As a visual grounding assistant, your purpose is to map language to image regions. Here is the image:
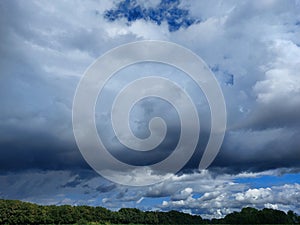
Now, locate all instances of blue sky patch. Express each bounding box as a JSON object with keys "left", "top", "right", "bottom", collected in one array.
[
  {"left": 235, "top": 173, "right": 300, "bottom": 188},
  {"left": 104, "top": 0, "right": 199, "bottom": 32}
]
